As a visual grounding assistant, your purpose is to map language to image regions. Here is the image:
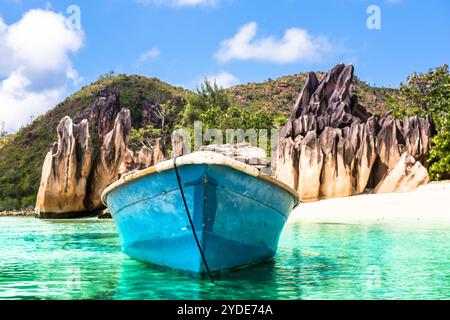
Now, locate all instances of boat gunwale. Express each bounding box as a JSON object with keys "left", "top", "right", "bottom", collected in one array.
[{"left": 101, "top": 151, "right": 299, "bottom": 205}]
